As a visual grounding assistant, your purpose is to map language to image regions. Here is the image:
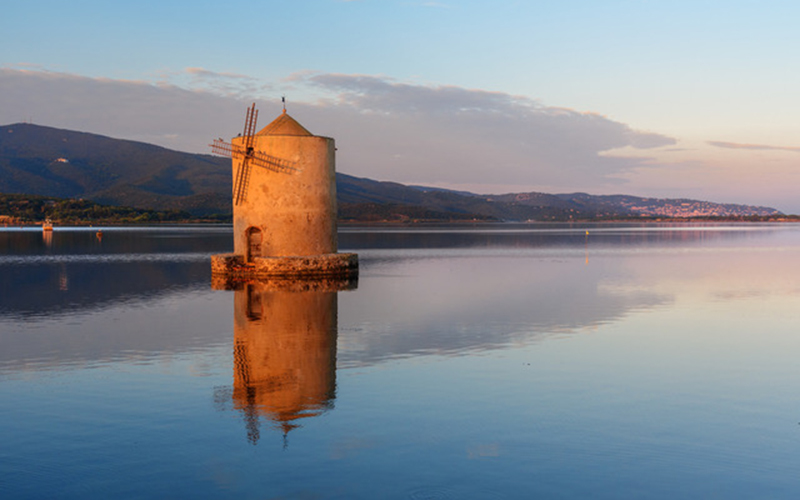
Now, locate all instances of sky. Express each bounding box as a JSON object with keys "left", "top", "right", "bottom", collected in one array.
[{"left": 2, "top": 0, "right": 799, "bottom": 212}]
